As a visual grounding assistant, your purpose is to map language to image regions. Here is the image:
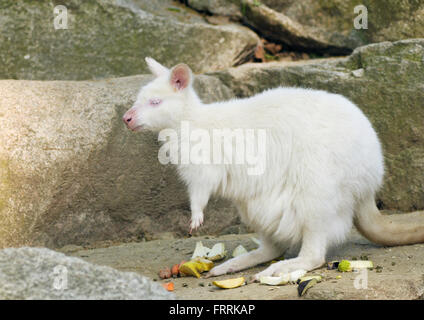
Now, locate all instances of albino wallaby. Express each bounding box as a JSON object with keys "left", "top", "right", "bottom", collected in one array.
[{"left": 123, "top": 57, "right": 424, "bottom": 280}]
